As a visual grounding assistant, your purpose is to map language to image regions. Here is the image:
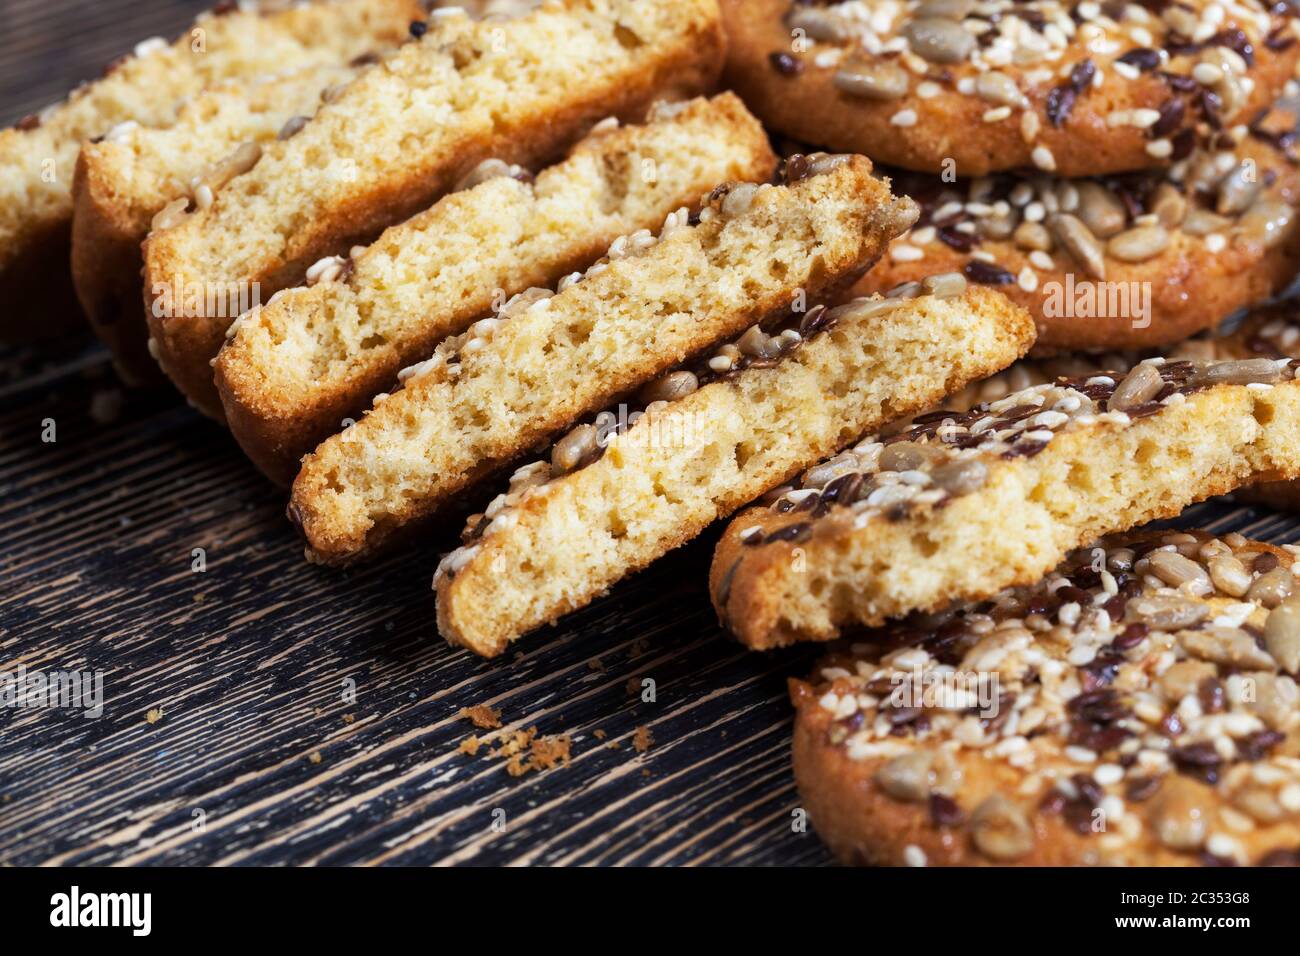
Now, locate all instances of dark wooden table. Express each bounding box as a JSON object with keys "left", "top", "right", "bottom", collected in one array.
[{"left": 3, "top": 0, "right": 1300, "bottom": 867}]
